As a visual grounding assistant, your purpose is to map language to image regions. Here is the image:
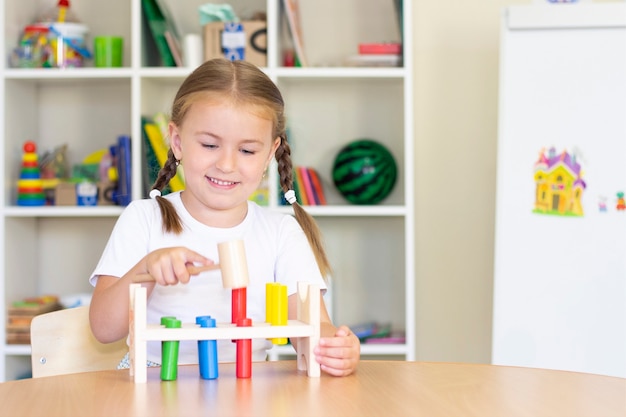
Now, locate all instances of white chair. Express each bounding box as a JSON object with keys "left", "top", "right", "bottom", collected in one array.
[{"left": 30, "top": 306, "right": 127, "bottom": 378}]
